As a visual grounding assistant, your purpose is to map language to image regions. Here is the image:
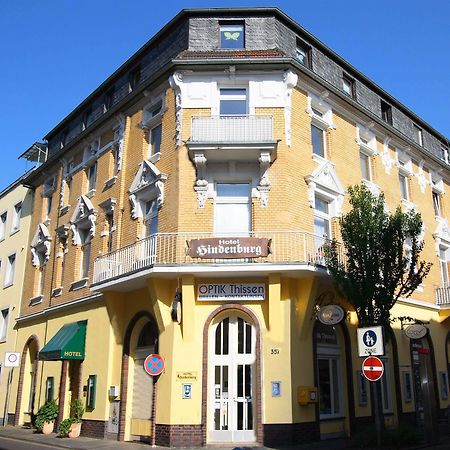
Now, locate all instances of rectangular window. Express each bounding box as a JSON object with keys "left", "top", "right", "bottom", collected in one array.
[
  {"left": 46, "top": 196, "right": 53, "bottom": 219},
  {"left": 318, "top": 357, "right": 341, "bottom": 417},
  {"left": 0, "top": 212, "right": 7, "bottom": 240},
  {"left": 103, "top": 88, "right": 114, "bottom": 112},
  {"left": 433, "top": 191, "right": 442, "bottom": 216},
  {"left": 0, "top": 308, "right": 9, "bottom": 341},
  {"left": 219, "top": 88, "right": 247, "bottom": 116},
  {"left": 402, "top": 371, "right": 412, "bottom": 403},
  {"left": 342, "top": 74, "right": 355, "bottom": 98},
  {"left": 129, "top": 66, "right": 141, "bottom": 92},
  {"left": 150, "top": 124, "right": 162, "bottom": 157},
  {"left": 87, "top": 375, "right": 97, "bottom": 409},
  {"left": 441, "top": 144, "right": 449, "bottom": 163},
  {"left": 439, "top": 246, "right": 449, "bottom": 285},
  {"left": 45, "top": 377, "right": 54, "bottom": 402},
  {"left": 11, "top": 202, "right": 22, "bottom": 233},
  {"left": 311, "top": 124, "right": 326, "bottom": 158},
  {"left": 413, "top": 124, "right": 423, "bottom": 146},
  {"left": 5, "top": 254, "right": 16, "bottom": 286},
  {"left": 296, "top": 40, "right": 311, "bottom": 68},
  {"left": 314, "top": 196, "right": 331, "bottom": 239},
  {"left": 381, "top": 100, "right": 392, "bottom": 125},
  {"left": 80, "top": 230, "right": 91, "bottom": 279},
  {"left": 360, "top": 152, "right": 371, "bottom": 181},
  {"left": 87, "top": 163, "right": 97, "bottom": 192},
  {"left": 144, "top": 201, "right": 158, "bottom": 237},
  {"left": 220, "top": 23, "right": 244, "bottom": 49},
  {"left": 398, "top": 173, "right": 409, "bottom": 200}
]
